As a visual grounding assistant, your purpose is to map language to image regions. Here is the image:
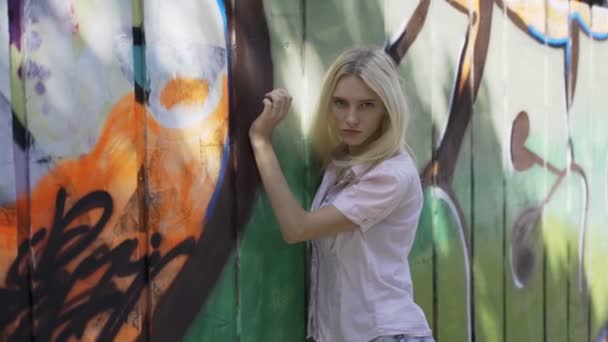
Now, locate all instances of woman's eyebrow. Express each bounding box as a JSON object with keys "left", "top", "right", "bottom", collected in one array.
[{"left": 331, "top": 96, "right": 377, "bottom": 102}]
